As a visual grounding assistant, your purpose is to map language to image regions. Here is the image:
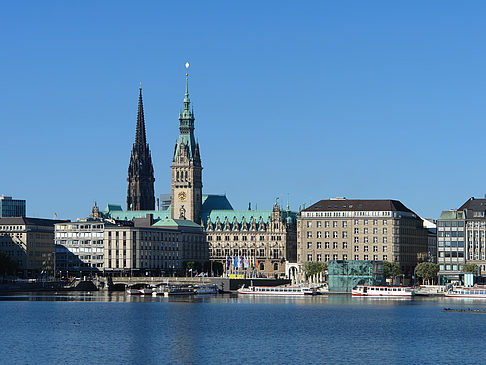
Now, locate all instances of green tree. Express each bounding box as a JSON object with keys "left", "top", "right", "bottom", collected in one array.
[
  {"left": 303, "top": 262, "right": 327, "bottom": 277},
  {"left": 461, "top": 264, "right": 478, "bottom": 275},
  {"left": 415, "top": 262, "right": 439, "bottom": 285},
  {"left": 383, "top": 262, "right": 401, "bottom": 280}
]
